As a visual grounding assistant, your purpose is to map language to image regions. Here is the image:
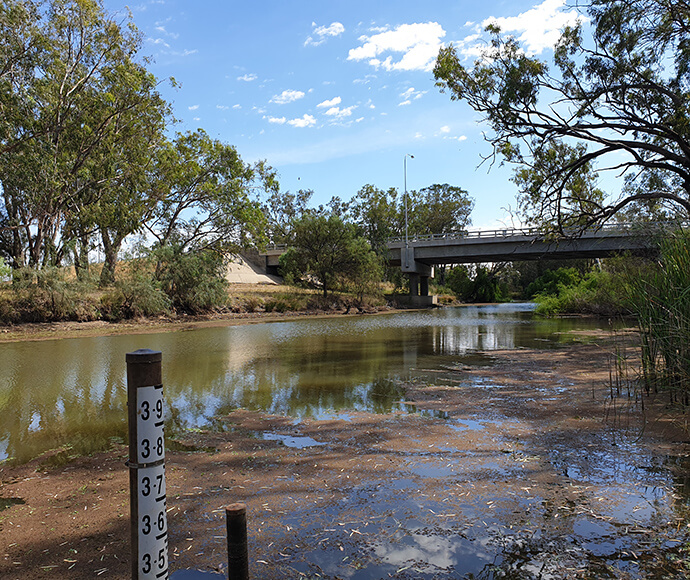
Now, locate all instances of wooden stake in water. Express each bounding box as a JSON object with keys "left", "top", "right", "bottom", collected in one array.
[{"left": 127, "top": 349, "right": 168, "bottom": 579}]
